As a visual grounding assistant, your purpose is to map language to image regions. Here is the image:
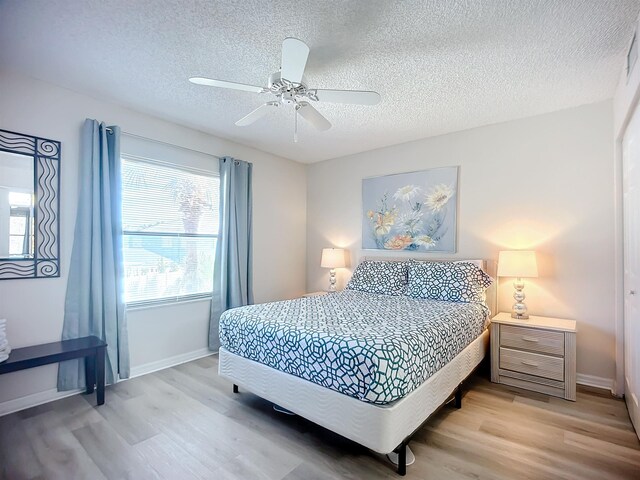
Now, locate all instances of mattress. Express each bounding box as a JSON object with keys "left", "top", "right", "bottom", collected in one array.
[
  {"left": 219, "top": 329, "right": 489, "bottom": 454},
  {"left": 219, "top": 290, "right": 488, "bottom": 404}
]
